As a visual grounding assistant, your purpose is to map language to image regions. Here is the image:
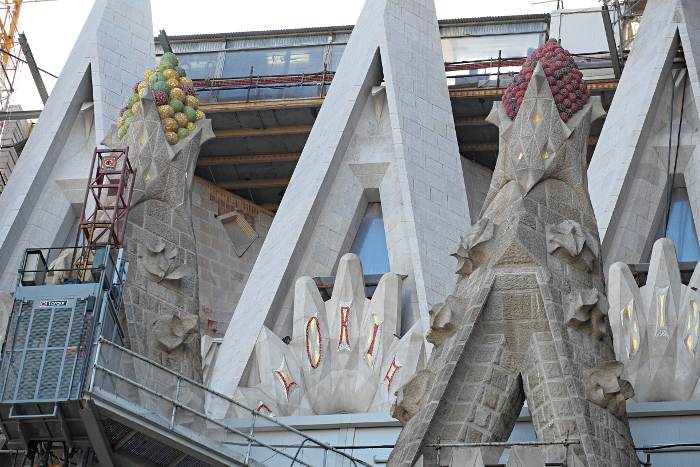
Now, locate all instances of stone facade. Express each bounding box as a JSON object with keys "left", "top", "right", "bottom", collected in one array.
[
  {"left": 461, "top": 158, "right": 492, "bottom": 225},
  {"left": 102, "top": 85, "right": 214, "bottom": 380},
  {"left": 588, "top": 0, "right": 700, "bottom": 271},
  {"left": 191, "top": 179, "right": 273, "bottom": 338},
  {"left": 387, "top": 64, "right": 638, "bottom": 467},
  {"left": 209, "top": 0, "right": 472, "bottom": 396},
  {"left": 609, "top": 238, "right": 700, "bottom": 402},
  {"left": 0, "top": 0, "right": 155, "bottom": 332}
]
